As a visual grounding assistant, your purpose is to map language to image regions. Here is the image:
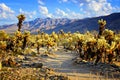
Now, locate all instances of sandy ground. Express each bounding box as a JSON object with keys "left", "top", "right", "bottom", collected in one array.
[
  {"left": 21, "top": 47, "right": 119, "bottom": 80},
  {"left": 42, "top": 49, "right": 109, "bottom": 80}
]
